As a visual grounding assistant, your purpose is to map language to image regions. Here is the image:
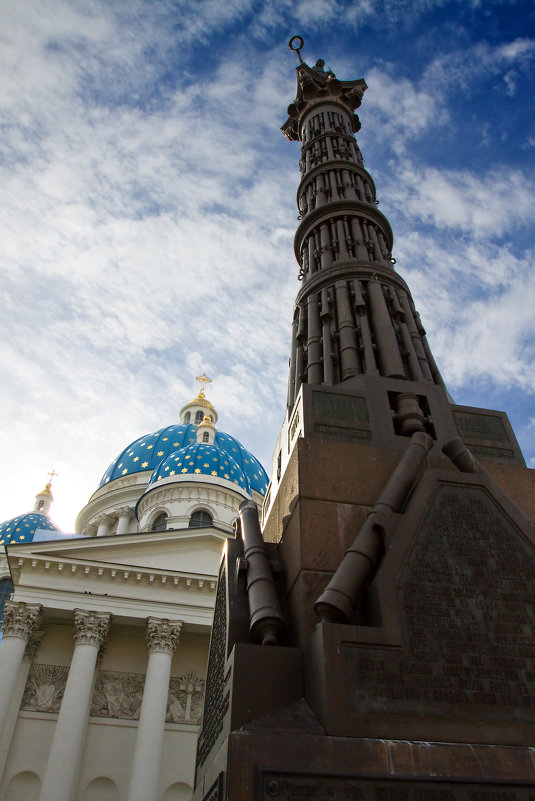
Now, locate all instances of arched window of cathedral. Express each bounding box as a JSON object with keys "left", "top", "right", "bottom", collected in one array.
[
  {"left": 0, "top": 578, "right": 14, "bottom": 629},
  {"left": 189, "top": 509, "right": 213, "bottom": 528},
  {"left": 37, "top": 500, "right": 44, "bottom": 510},
  {"left": 202, "top": 432, "right": 210, "bottom": 443},
  {"left": 195, "top": 410, "right": 204, "bottom": 424},
  {"left": 152, "top": 513, "right": 168, "bottom": 532},
  {"left": 184, "top": 412, "right": 191, "bottom": 423}
]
